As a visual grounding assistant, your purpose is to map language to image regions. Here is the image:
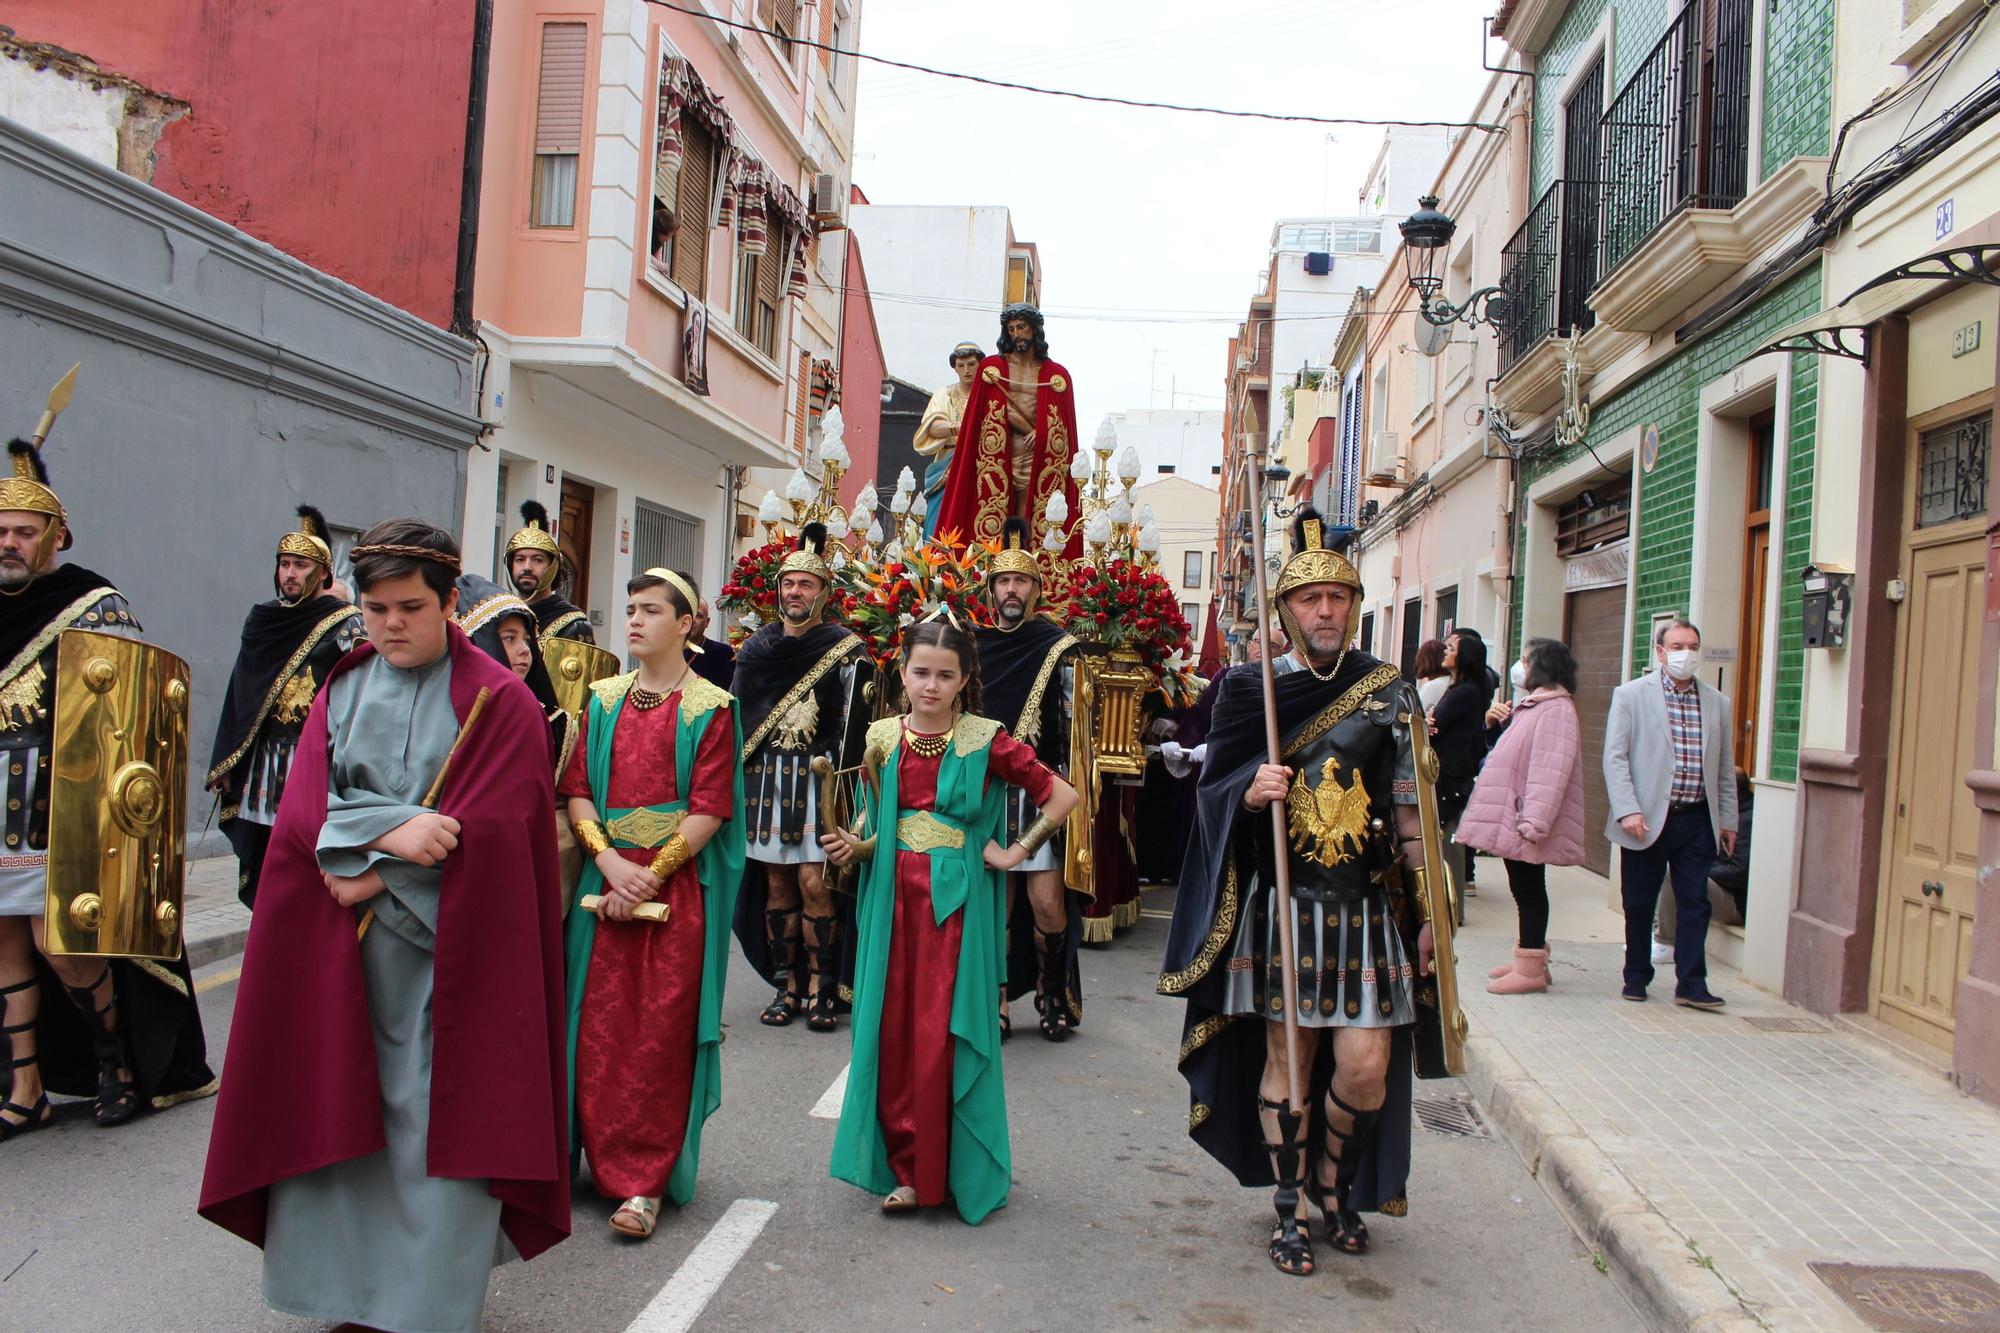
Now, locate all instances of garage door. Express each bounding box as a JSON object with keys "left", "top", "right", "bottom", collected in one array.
[{"left": 1564, "top": 585, "right": 1624, "bottom": 877}]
